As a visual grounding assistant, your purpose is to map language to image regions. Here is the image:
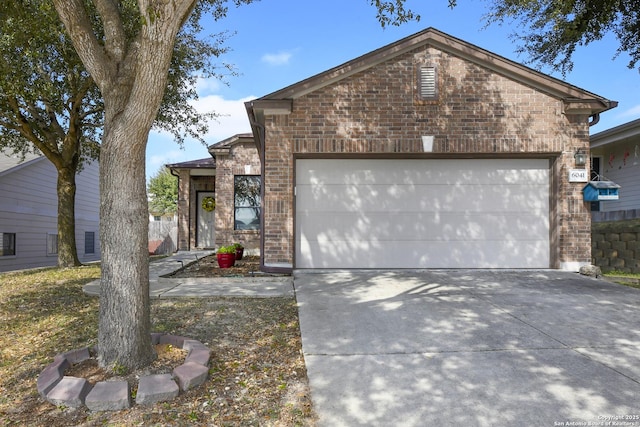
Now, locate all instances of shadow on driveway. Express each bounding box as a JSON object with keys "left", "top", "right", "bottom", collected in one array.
[{"left": 294, "top": 270, "right": 640, "bottom": 426}]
